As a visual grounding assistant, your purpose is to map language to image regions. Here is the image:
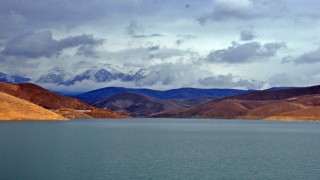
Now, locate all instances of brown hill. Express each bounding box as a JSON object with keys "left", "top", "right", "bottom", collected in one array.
[
  {"left": 230, "top": 85, "right": 320, "bottom": 101},
  {"left": 179, "top": 99, "right": 270, "bottom": 118},
  {"left": 154, "top": 93, "right": 320, "bottom": 121},
  {"left": 247, "top": 102, "right": 305, "bottom": 118},
  {"left": 174, "top": 85, "right": 320, "bottom": 121},
  {"left": 0, "top": 82, "right": 92, "bottom": 110},
  {"left": 0, "top": 82, "right": 130, "bottom": 119},
  {"left": 150, "top": 99, "right": 266, "bottom": 118},
  {"left": 246, "top": 95, "right": 320, "bottom": 120},
  {"left": 0, "top": 92, "right": 66, "bottom": 120},
  {"left": 265, "top": 95, "right": 320, "bottom": 120},
  {"left": 266, "top": 106, "right": 320, "bottom": 121}
]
